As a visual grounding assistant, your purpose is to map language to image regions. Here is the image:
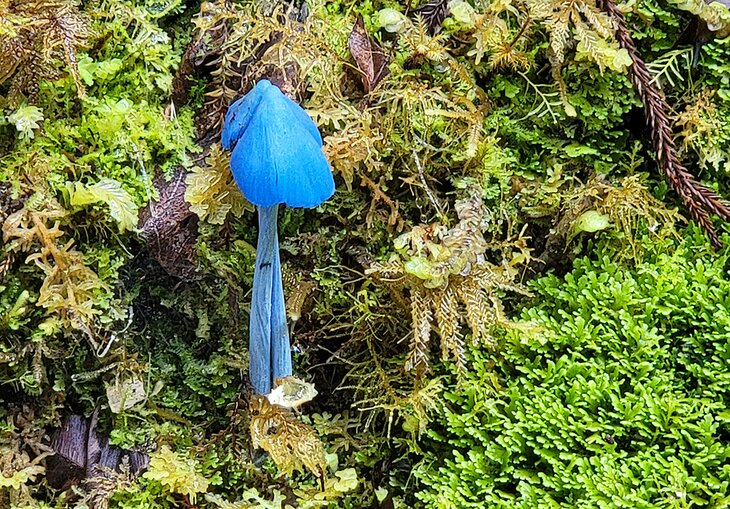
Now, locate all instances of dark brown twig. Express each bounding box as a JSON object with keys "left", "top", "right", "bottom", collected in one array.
[
  {"left": 508, "top": 15, "right": 532, "bottom": 49},
  {"left": 604, "top": 0, "right": 730, "bottom": 248}
]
